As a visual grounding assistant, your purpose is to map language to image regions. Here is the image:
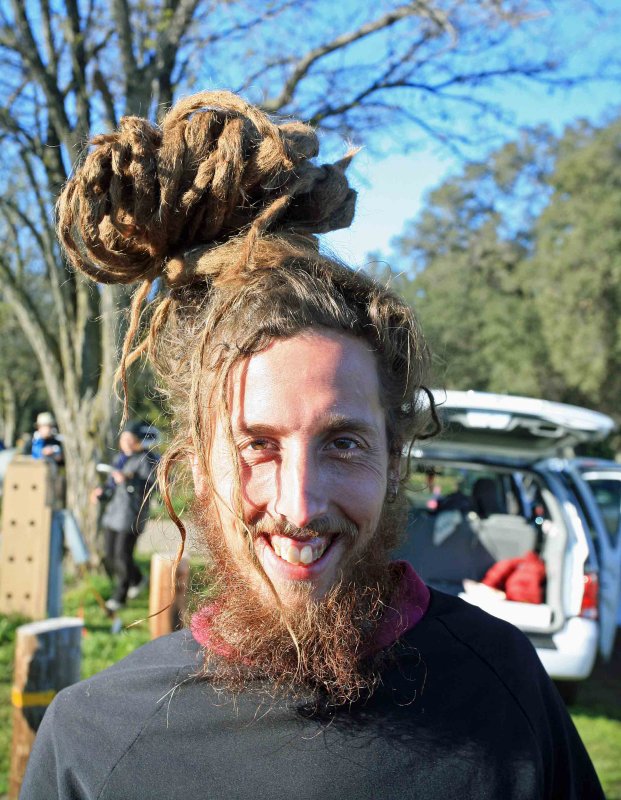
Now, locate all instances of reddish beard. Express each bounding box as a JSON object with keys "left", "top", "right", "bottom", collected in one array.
[{"left": 189, "top": 493, "right": 406, "bottom": 706}]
